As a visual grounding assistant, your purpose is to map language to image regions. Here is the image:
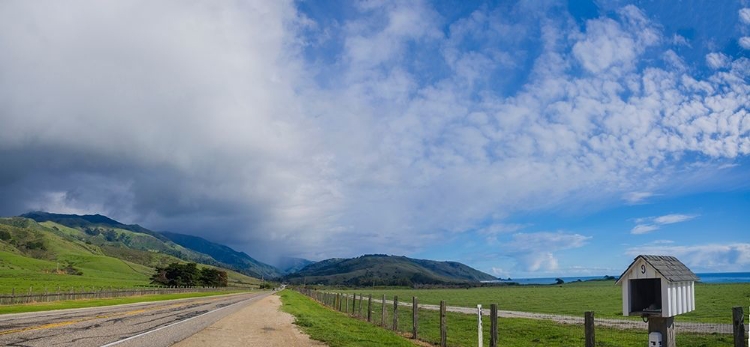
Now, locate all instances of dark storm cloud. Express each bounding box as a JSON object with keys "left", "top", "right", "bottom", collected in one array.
[
  {"left": 0, "top": 0, "right": 342, "bottom": 262},
  {"left": 2, "top": 0, "right": 749, "bottom": 271}
]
